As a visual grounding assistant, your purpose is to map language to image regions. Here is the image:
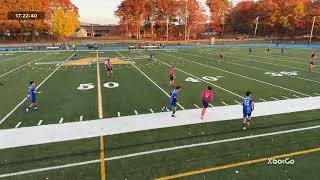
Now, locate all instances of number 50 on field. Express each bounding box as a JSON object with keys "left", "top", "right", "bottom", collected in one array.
[{"left": 77, "top": 82, "right": 119, "bottom": 90}]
